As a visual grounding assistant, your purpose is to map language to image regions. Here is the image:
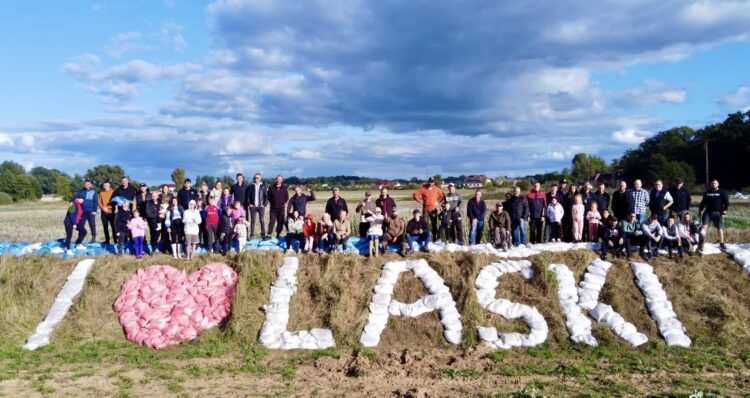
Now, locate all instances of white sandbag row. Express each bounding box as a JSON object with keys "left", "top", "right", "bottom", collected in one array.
[
  {"left": 23, "top": 259, "right": 96, "bottom": 350},
  {"left": 259, "top": 256, "right": 336, "bottom": 350},
  {"left": 474, "top": 260, "right": 548, "bottom": 349},
  {"left": 547, "top": 264, "right": 597, "bottom": 346},
  {"left": 427, "top": 241, "right": 599, "bottom": 259},
  {"left": 360, "top": 259, "right": 462, "bottom": 347},
  {"left": 725, "top": 244, "right": 750, "bottom": 274},
  {"left": 630, "top": 262, "right": 691, "bottom": 347}
]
